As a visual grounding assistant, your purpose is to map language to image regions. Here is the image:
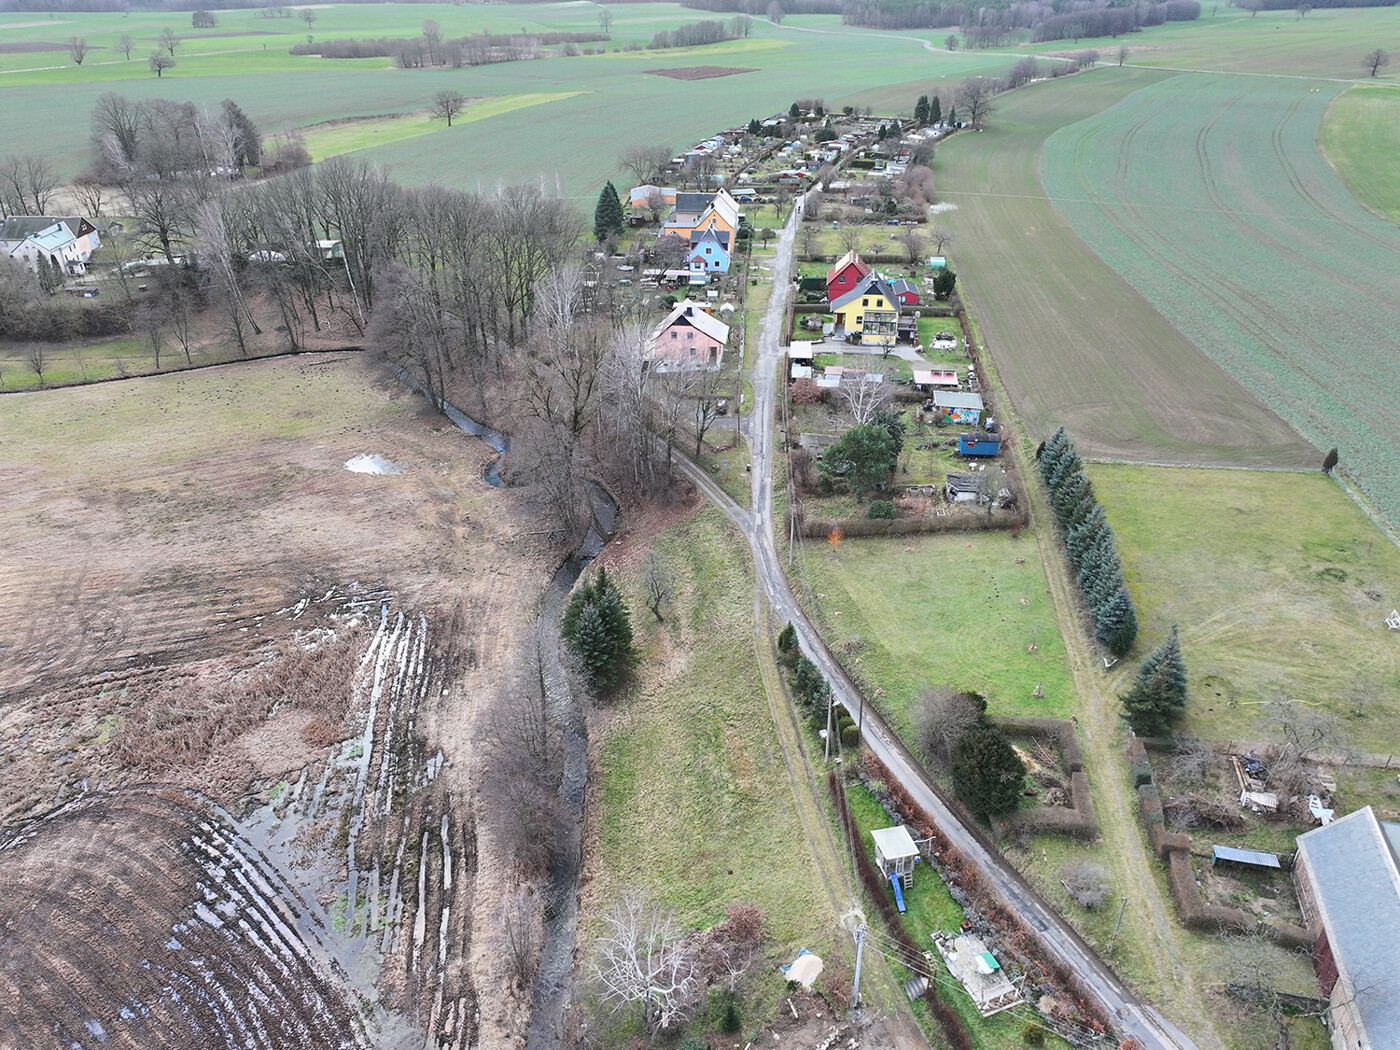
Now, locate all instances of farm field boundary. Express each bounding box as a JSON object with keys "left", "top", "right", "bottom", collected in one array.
[
  {"left": 1041, "top": 72, "right": 1400, "bottom": 526},
  {"left": 1318, "top": 83, "right": 1400, "bottom": 226},
  {"left": 935, "top": 68, "right": 1315, "bottom": 470}
]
